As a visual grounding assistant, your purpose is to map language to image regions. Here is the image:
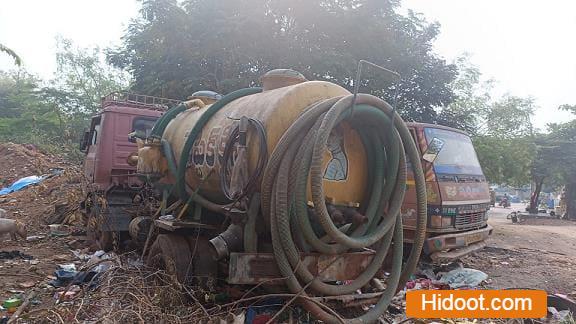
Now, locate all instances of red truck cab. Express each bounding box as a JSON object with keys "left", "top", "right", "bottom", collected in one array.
[{"left": 80, "top": 92, "right": 180, "bottom": 250}]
